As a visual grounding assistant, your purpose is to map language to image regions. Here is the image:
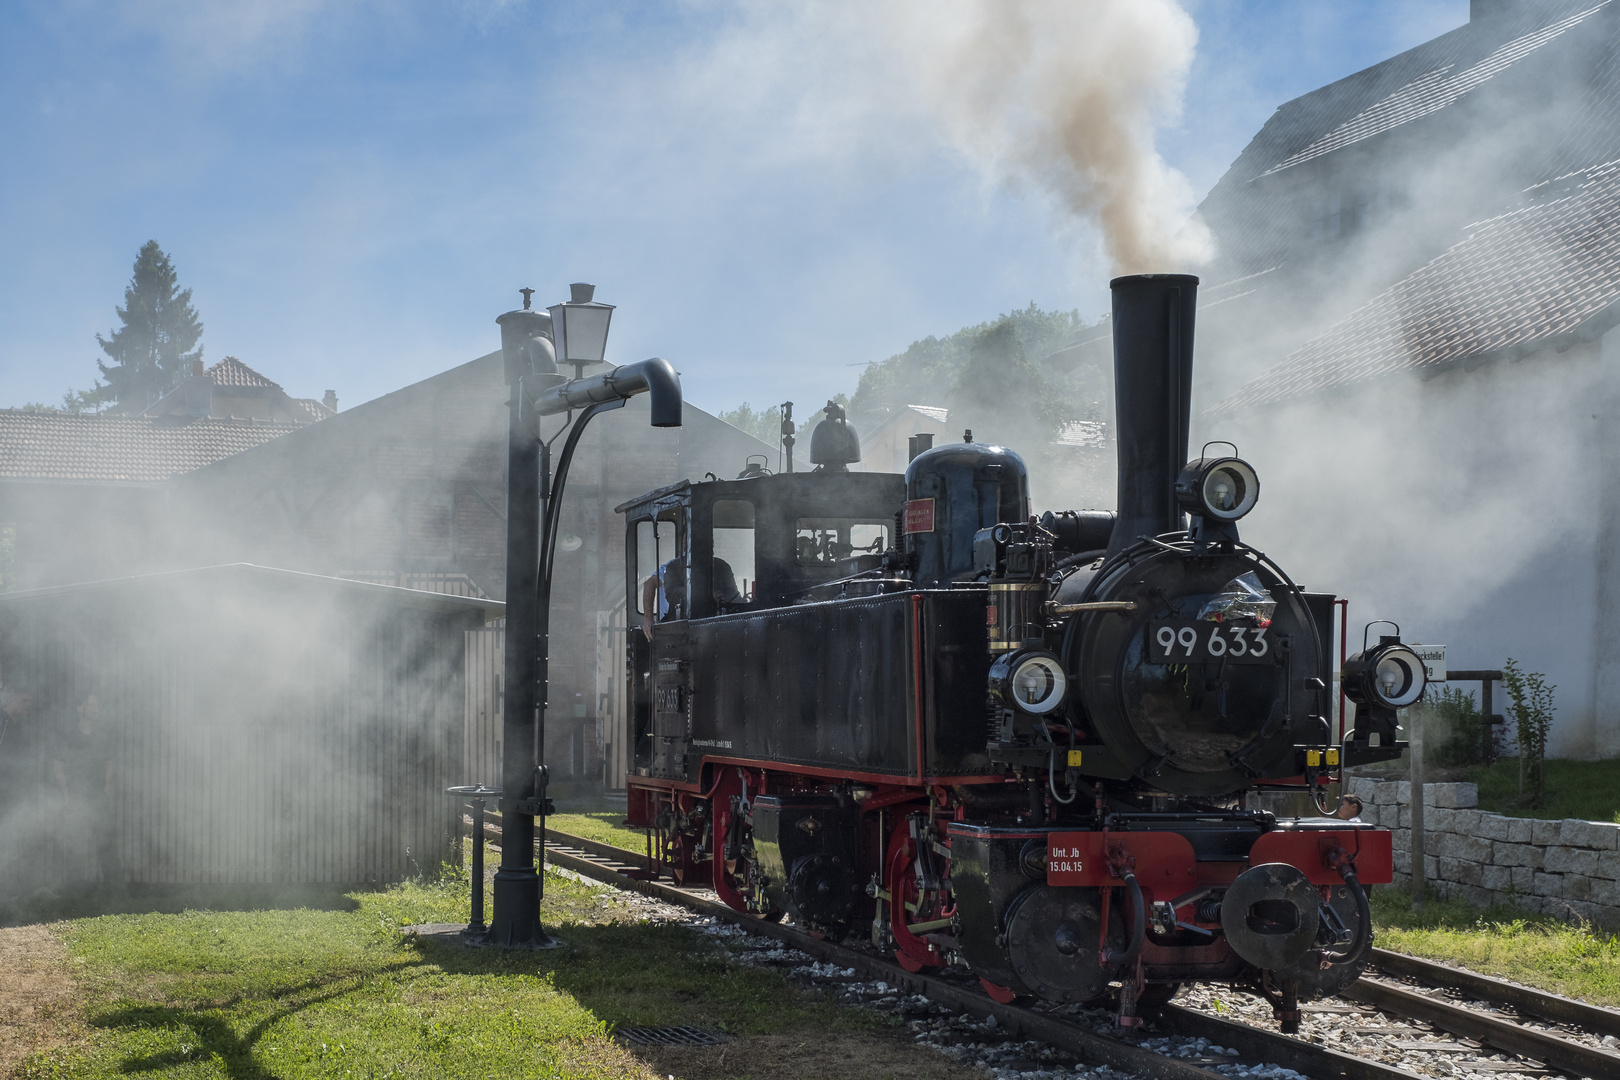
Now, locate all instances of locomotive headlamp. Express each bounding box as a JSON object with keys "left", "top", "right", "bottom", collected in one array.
[
  {"left": 1175, "top": 456, "right": 1259, "bottom": 522},
  {"left": 1367, "top": 645, "right": 1426, "bottom": 708},
  {"left": 990, "top": 650, "right": 1068, "bottom": 715},
  {"left": 1342, "top": 623, "right": 1426, "bottom": 765},
  {"left": 1344, "top": 631, "right": 1426, "bottom": 710}
]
